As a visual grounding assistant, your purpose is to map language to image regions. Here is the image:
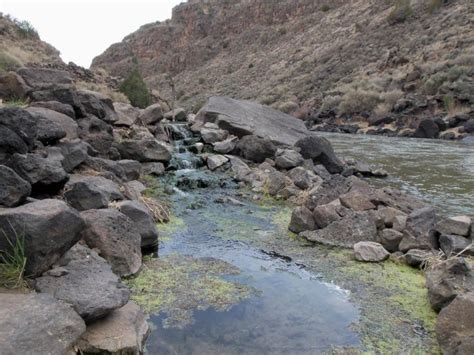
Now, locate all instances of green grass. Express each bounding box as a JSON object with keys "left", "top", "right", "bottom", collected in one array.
[
  {"left": 2, "top": 98, "right": 29, "bottom": 107},
  {"left": 0, "top": 229, "right": 27, "bottom": 289}
]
